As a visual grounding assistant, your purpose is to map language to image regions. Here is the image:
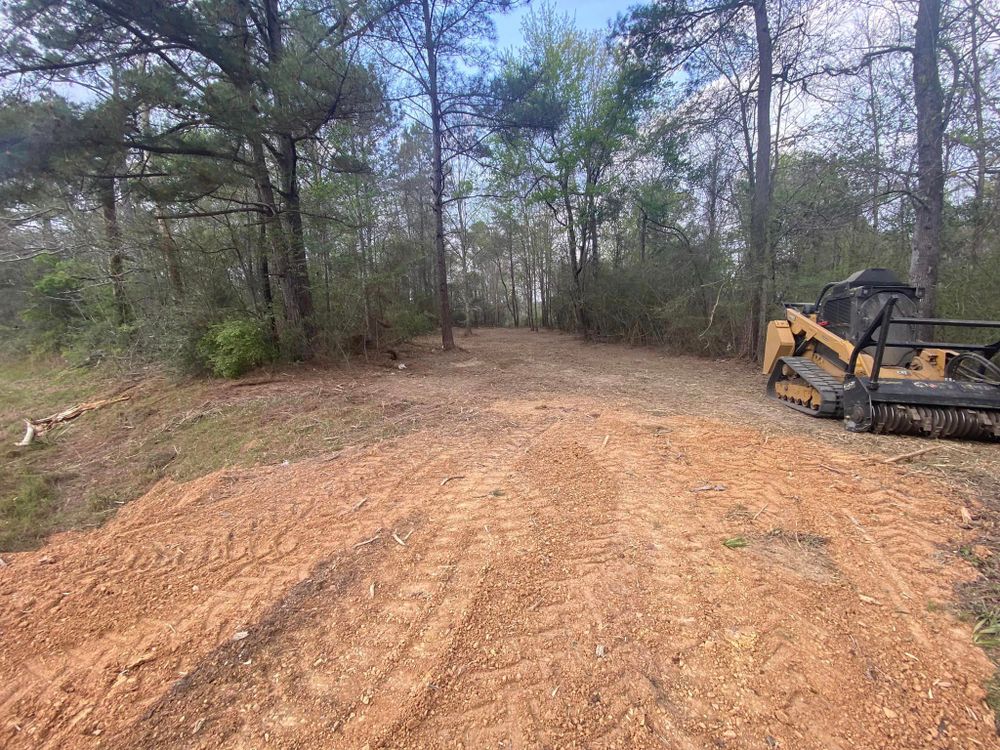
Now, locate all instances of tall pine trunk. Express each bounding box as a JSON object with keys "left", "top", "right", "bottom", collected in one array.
[
  {"left": 264, "top": 0, "right": 314, "bottom": 355},
  {"left": 156, "top": 216, "right": 184, "bottom": 299},
  {"left": 909, "top": 0, "right": 944, "bottom": 327},
  {"left": 250, "top": 137, "right": 306, "bottom": 350},
  {"left": 422, "top": 0, "right": 455, "bottom": 350},
  {"left": 748, "top": 0, "right": 773, "bottom": 360},
  {"left": 967, "top": 0, "right": 986, "bottom": 259},
  {"left": 456, "top": 199, "right": 474, "bottom": 335},
  {"left": 98, "top": 177, "right": 129, "bottom": 327}
]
